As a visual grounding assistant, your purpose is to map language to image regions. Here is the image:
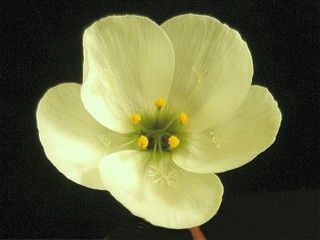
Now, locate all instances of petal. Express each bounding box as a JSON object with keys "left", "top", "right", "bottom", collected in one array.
[
  {"left": 37, "top": 83, "right": 124, "bottom": 189},
  {"left": 81, "top": 15, "right": 175, "bottom": 134},
  {"left": 161, "top": 14, "right": 253, "bottom": 132},
  {"left": 99, "top": 150, "right": 223, "bottom": 229},
  {"left": 52, "top": 161, "right": 104, "bottom": 190},
  {"left": 173, "top": 86, "right": 281, "bottom": 173}
]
